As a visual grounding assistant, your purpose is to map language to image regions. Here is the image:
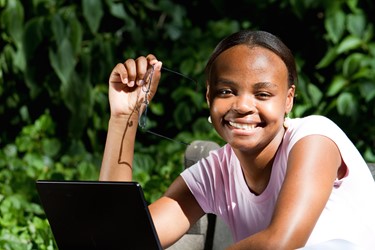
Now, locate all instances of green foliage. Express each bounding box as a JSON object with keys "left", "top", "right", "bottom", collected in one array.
[
  {"left": 306, "top": 1, "right": 375, "bottom": 159},
  {"left": 0, "top": 111, "right": 99, "bottom": 248},
  {"left": 0, "top": 0, "right": 374, "bottom": 248}
]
